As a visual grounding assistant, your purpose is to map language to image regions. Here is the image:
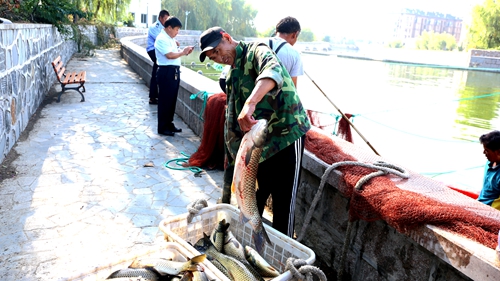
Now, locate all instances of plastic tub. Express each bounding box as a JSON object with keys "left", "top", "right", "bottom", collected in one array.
[
  {"left": 69, "top": 242, "right": 226, "bottom": 281},
  {"left": 159, "top": 203, "right": 316, "bottom": 281}
]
